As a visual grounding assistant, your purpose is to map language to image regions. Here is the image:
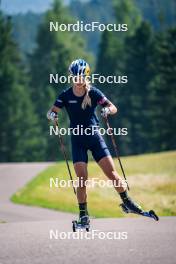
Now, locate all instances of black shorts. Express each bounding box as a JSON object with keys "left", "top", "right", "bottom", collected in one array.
[{"left": 71, "top": 132, "right": 111, "bottom": 164}]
